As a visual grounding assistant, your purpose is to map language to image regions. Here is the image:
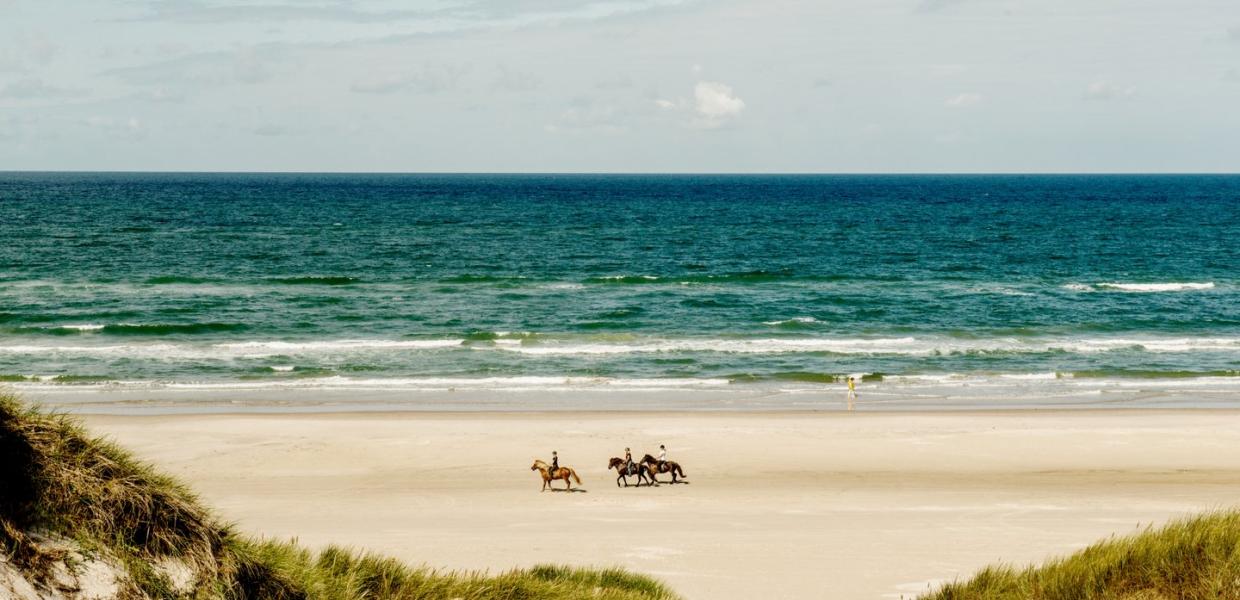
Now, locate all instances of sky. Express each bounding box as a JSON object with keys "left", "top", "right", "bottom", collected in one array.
[{"left": 1, "top": 0, "right": 1239, "bottom": 173}]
